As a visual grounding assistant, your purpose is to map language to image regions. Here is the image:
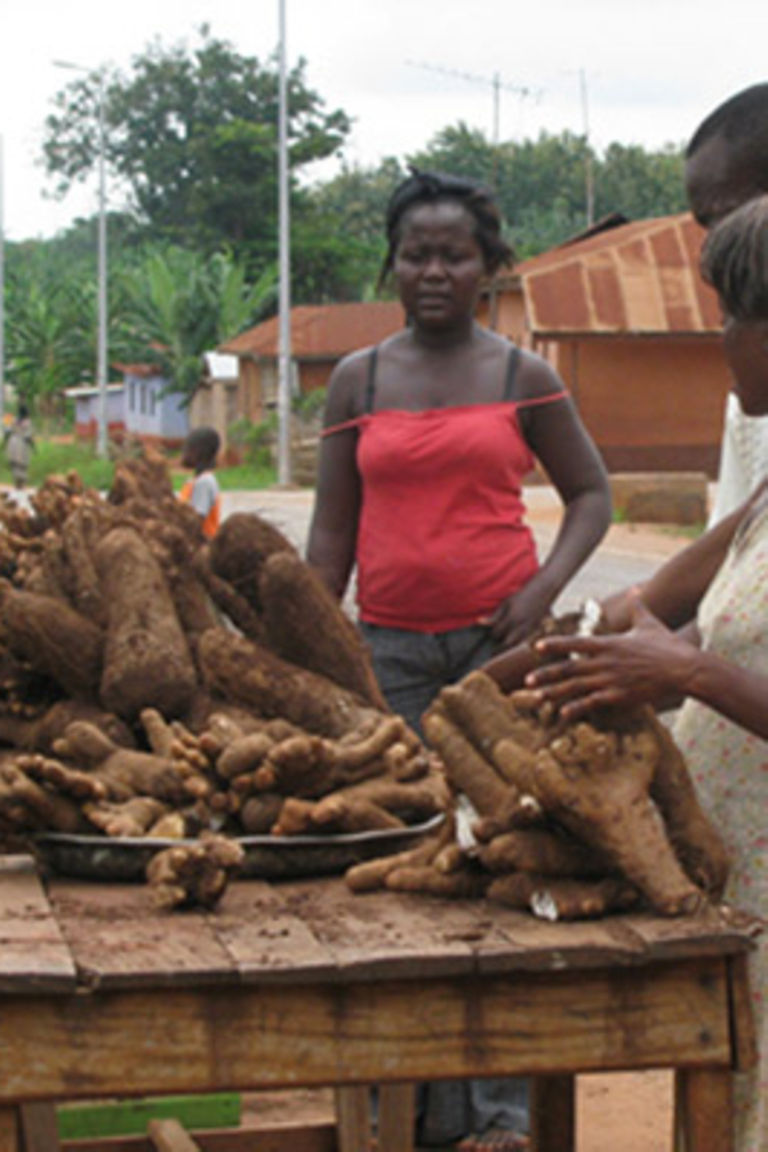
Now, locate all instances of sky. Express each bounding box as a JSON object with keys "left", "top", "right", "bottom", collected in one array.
[{"left": 1, "top": 0, "right": 768, "bottom": 241}]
